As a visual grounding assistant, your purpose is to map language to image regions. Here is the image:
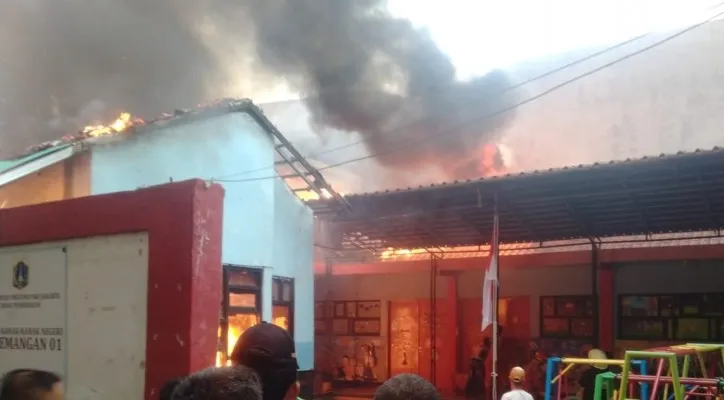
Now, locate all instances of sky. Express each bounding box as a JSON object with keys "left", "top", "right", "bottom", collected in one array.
[{"left": 387, "top": 0, "right": 723, "bottom": 79}]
